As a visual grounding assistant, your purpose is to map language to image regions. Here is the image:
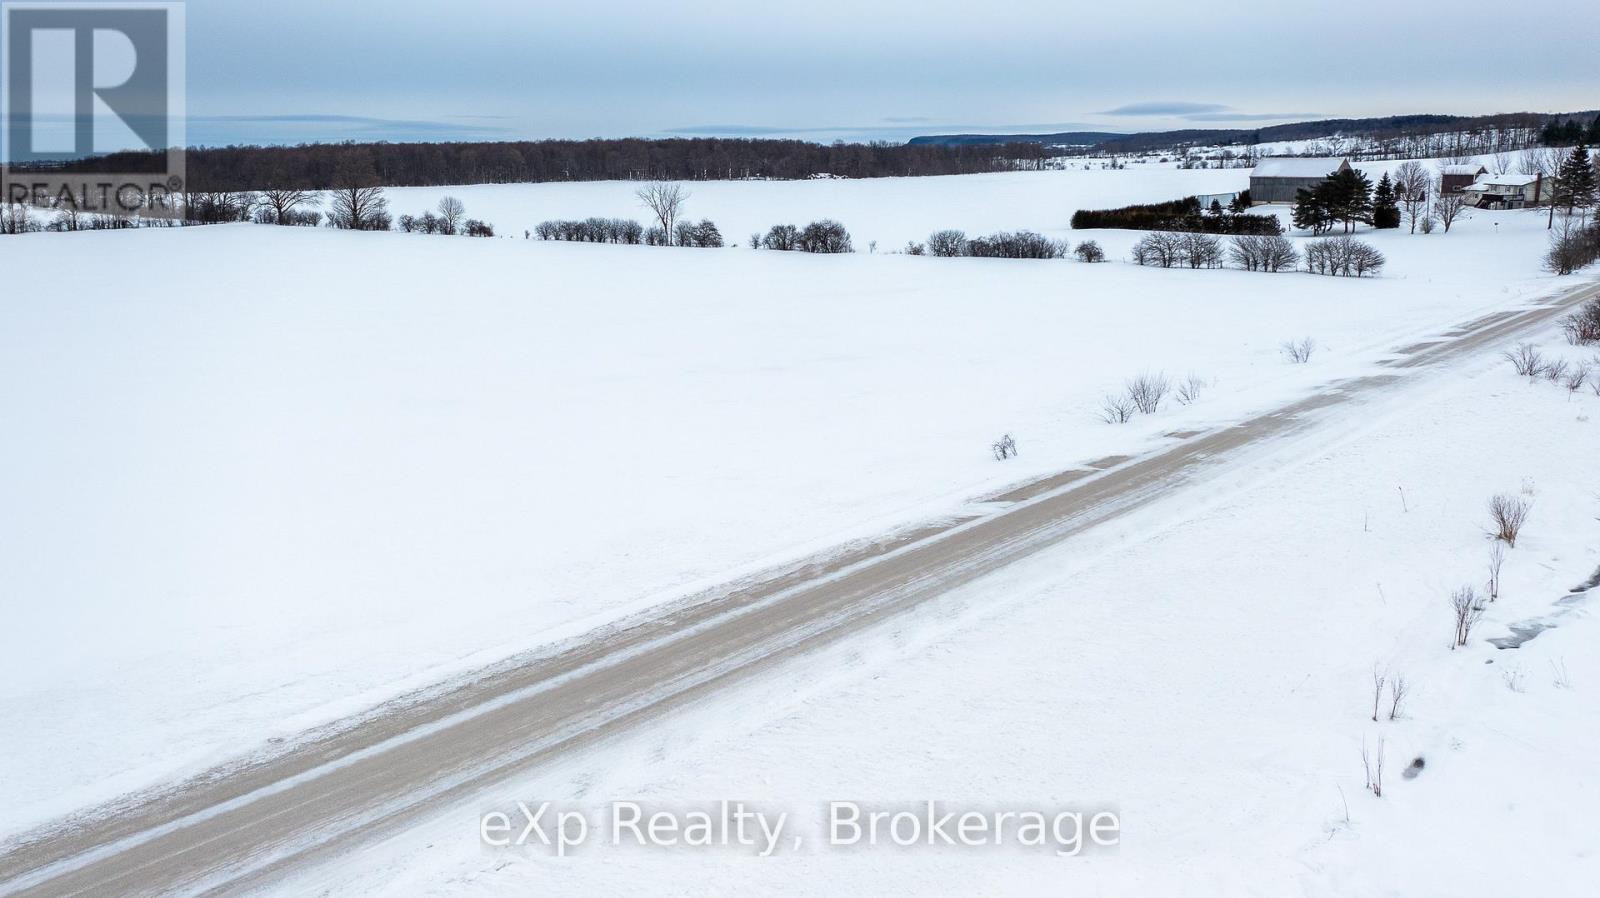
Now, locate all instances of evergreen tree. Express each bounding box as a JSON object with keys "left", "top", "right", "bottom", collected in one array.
[
  {"left": 1229, "top": 190, "right": 1251, "bottom": 214},
  {"left": 1563, "top": 120, "right": 1586, "bottom": 144},
  {"left": 1292, "top": 186, "right": 1333, "bottom": 235},
  {"left": 1323, "top": 168, "right": 1374, "bottom": 232},
  {"left": 1556, "top": 144, "right": 1596, "bottom": 214},
  {"left": 1371, "top": 173, "right": 1401, "bottom": 229},
  {"left": 1541, "top": 119, "right": 1564, "bottom": 146},
  {"left": 1588, "top": 115, "right": 1600, "bottom": 146}
]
